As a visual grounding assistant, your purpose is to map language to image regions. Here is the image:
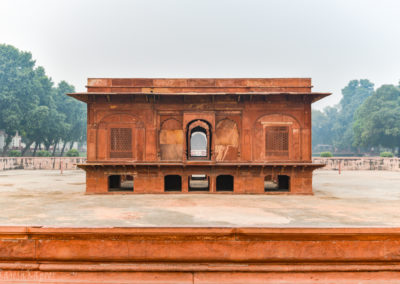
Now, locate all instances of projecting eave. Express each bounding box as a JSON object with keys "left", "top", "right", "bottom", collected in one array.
[
  {"left": 77, "top": 162, "right": 326, "bottom": 169},
  {"left": 67, "top": 92, "right": 331, "bottom": 103}
]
